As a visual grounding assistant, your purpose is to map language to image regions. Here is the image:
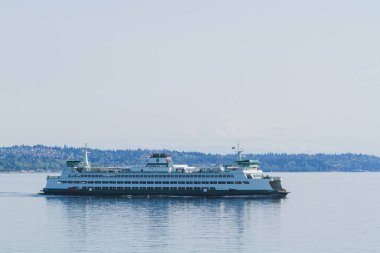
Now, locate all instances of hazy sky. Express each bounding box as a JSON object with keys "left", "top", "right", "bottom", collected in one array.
[{"left": 1, "top": 1, "right": 380, "bottom": 154}]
